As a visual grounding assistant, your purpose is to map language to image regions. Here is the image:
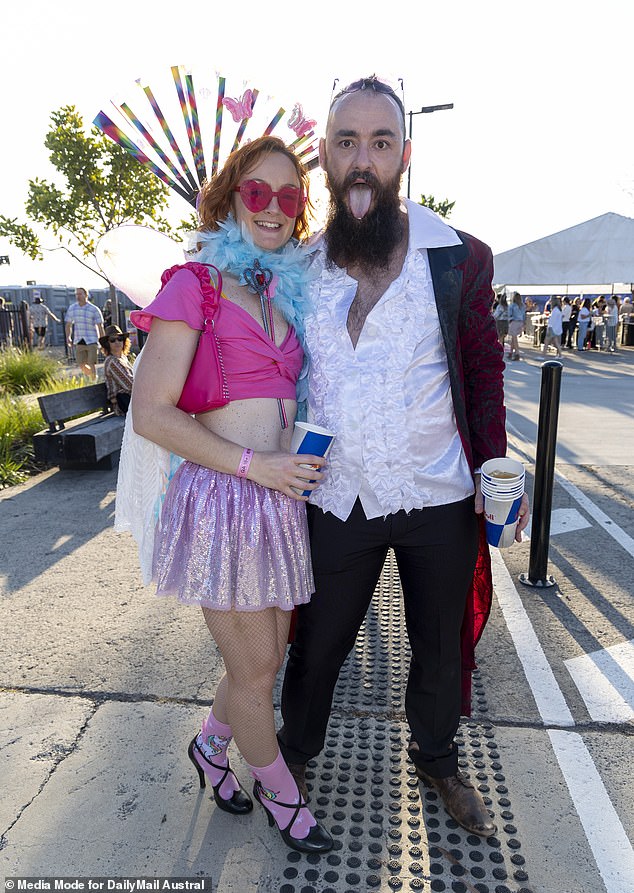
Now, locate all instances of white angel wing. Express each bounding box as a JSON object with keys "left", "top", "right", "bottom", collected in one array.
[
  {"left": 96, "top": 226, "right": 186, "bottom": 581},
  {"left": 114, "top": 348, "right": 183, "bottom": 584},
  {"left": 96, "top": 224, "right": 185, "bottom": 308}
]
